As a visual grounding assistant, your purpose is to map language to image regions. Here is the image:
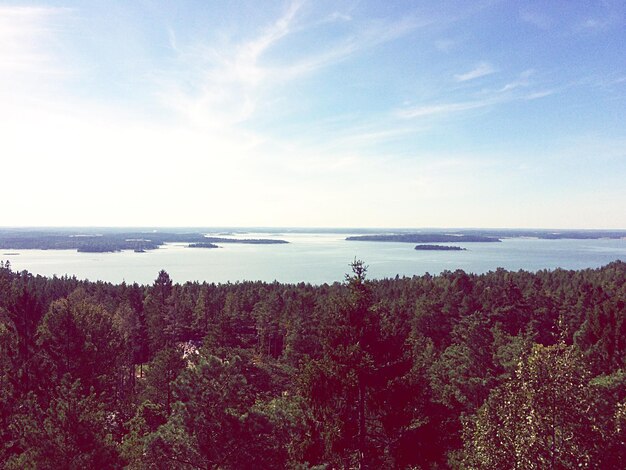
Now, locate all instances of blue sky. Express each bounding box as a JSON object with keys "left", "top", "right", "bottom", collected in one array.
[{"left": 1, "top": 0, "right": 624, "bottom": 228}]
